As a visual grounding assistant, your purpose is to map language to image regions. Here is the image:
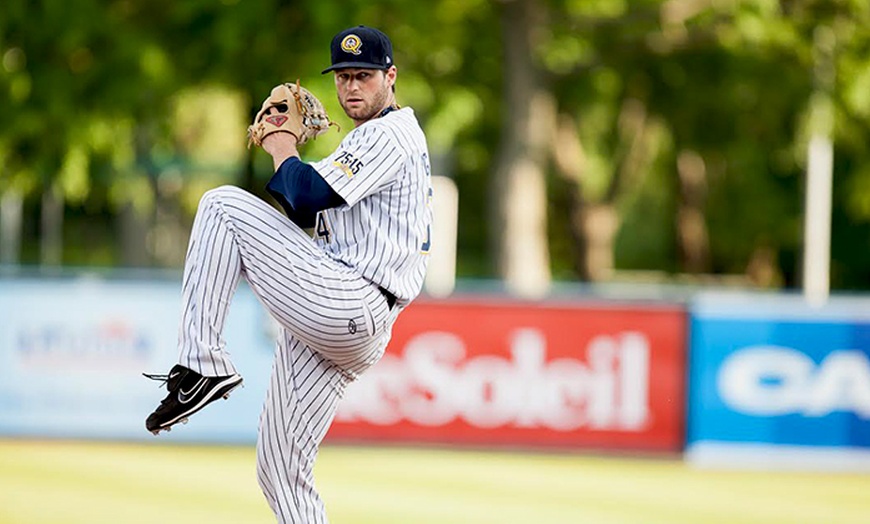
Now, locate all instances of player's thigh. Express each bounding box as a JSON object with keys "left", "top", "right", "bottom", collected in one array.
[
  {"left": 267, "top": 273, "right": 392, "bottom": 371},
  {"left": 207, "top": 186, "right": 391, "bottom": 362}
]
